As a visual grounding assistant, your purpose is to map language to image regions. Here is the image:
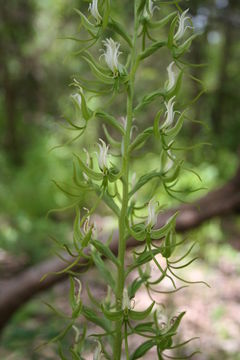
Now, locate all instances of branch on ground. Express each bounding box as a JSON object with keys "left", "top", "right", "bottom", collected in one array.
[{"left": 0, "top": 165, "right": 240, "bottom": 333}]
